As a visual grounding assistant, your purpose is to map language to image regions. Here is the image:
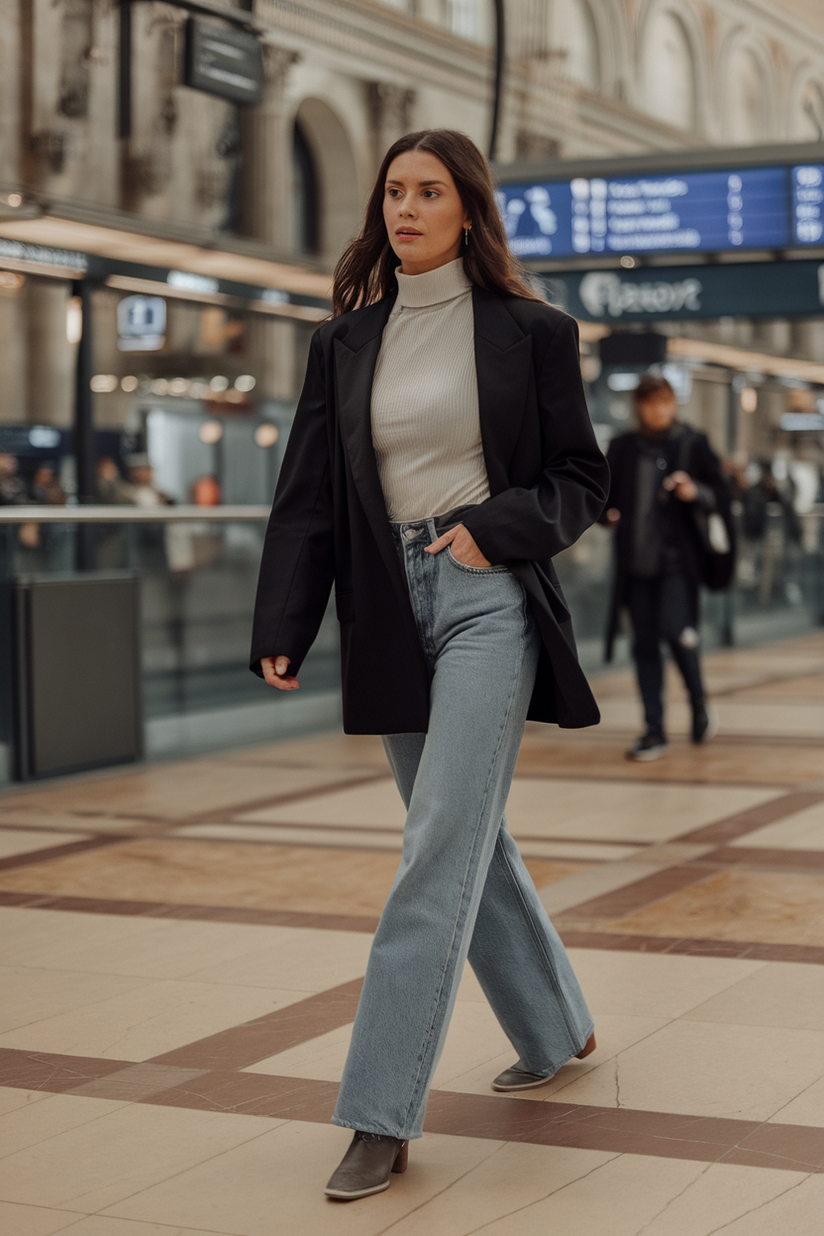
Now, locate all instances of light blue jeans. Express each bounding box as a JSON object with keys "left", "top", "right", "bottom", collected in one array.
[{"left": 331, "top": 518, "right": 594, "bottom": 1140}]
